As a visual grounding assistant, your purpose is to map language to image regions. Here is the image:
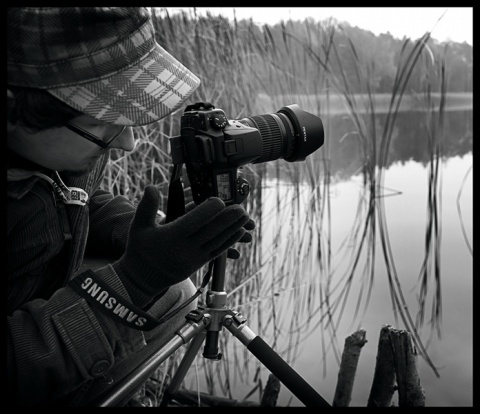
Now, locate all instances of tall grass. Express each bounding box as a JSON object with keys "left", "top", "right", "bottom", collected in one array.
[
  {"left": 414, "top": 46, "right": 447, "bottom": 344},
  {"left": 103, "top": 9, "right": 453, "bottom": 404}
]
